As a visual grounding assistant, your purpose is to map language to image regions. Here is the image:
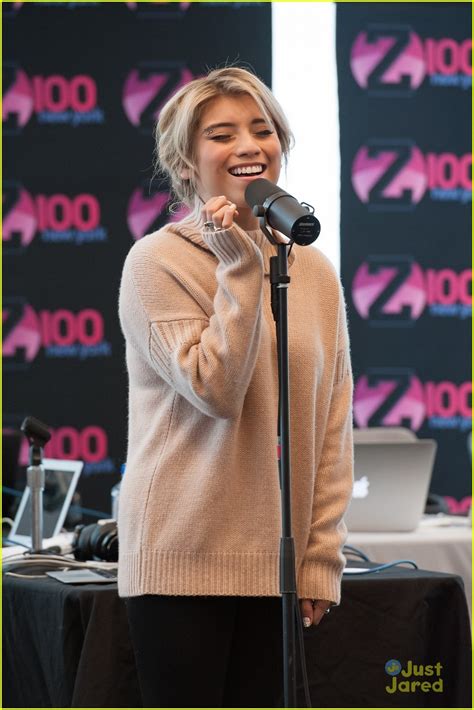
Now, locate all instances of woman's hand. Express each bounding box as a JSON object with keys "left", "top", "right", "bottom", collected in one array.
[
  {"left": 201, "top": 195, "right": 239, "bottom": 230},
  {"left": 300, "top": 598, "right": 332, "bottom": 627}
]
